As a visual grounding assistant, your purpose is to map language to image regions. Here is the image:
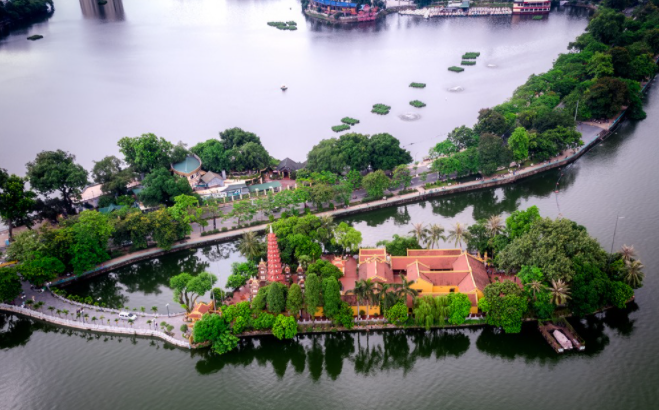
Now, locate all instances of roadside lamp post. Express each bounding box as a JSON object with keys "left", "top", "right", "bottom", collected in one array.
[
  {"left": 608, "top": 214, "right": 625, "bottom": 266},
  {"left": 166, "top": 303, "right": 170, "bottom": 317}
]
